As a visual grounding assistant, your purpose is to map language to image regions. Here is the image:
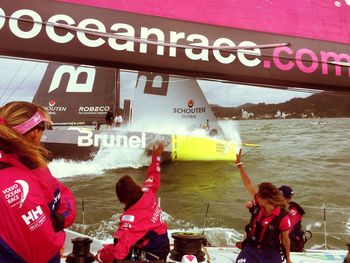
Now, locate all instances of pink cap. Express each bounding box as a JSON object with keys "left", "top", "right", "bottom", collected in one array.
[{"left": 12, "top": 111, "right": 50, "bottom": 134}]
